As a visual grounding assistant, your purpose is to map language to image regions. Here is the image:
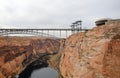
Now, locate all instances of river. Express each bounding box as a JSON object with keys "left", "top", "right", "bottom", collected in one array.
[
  {"left": 17, "top": 59, "right": 58, "bottom": 78},
  {"left": 30, "top": 67, "right": 58, "bottom": 78}
]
